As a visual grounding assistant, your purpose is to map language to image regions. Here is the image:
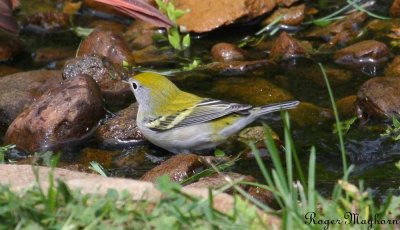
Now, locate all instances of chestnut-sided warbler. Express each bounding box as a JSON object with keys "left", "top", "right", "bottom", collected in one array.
[{"left": 128, "top": 73, "right": 299, "bottom": 154}]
